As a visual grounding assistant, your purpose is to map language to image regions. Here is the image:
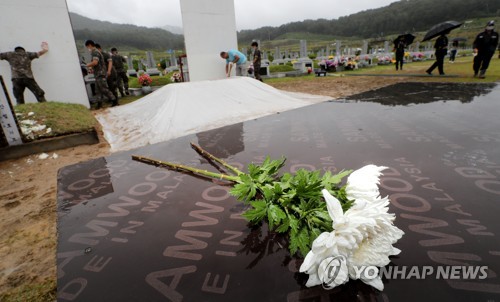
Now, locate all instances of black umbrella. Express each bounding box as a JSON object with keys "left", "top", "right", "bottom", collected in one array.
[
  {"left": 394, "top": 34, "right": 416, "bottom": 45},
  {"left": 452, "top": 37, "right": 467, "bottom": 42},
  {"left": 422, "top": 21, "right": 462, "bottom": 42}
]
